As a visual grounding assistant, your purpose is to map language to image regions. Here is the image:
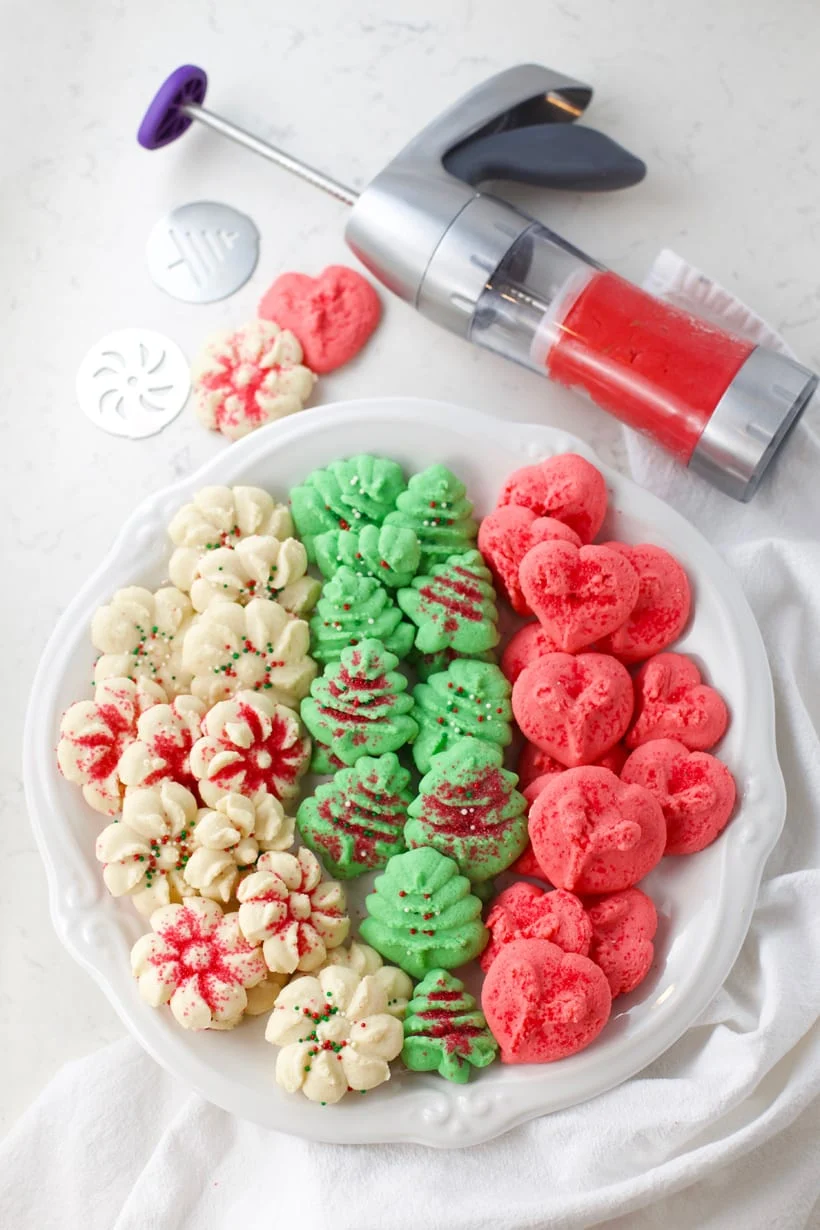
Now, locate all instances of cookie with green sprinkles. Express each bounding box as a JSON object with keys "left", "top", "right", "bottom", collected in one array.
[
  {"left": 401, "top": 969, "right": 498, "bottom": 1083},
  {"left": 405, "top": 739, "right": 528, "bottom": 882},
  {"left": 301, "top": 639, "right": 418, "bottom": 769},
  {"left": 412, "top": 658, "right": 512, "bottom": 773},
  {"left": 290, "top": 454, "right": 406, "bottom": 560},
  {"left": 360, "top": 847, "right": 488, "bottom": 979},
  {"left": 384, "top": 463, "right": 477, "bottom": 572},
  {"left": 309, "top": 566, "right": 414, "bottom": 664},
  {"left": 314, "top": 523, "right": 420, "bottom": 588},
  {"left": 397, "top": 550, "right": 500, "bottom": 656},
  {"left": 297, "top": 753, "right": 411, "bottom": 878}
]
